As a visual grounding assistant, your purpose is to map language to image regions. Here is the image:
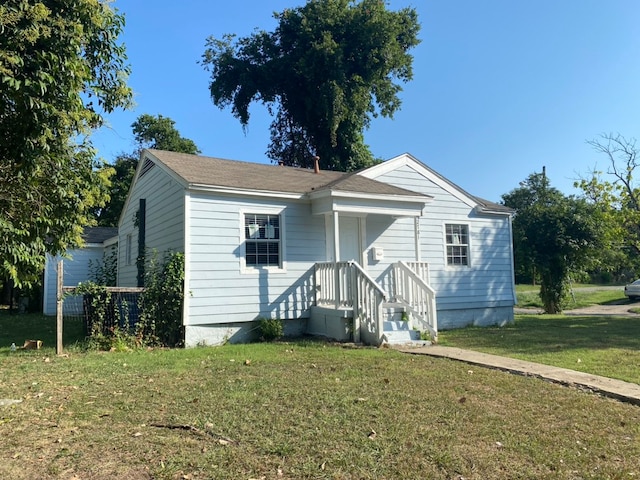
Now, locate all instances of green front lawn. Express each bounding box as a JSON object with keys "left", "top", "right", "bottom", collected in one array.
[
  {"left": 1, "top": 341, "right": 639, "bottom": 479},
  {"left": 0, "top": 307, "right": 639, "bottom": 478},
  {"left": 439, "top": 314, "right": 640, "bottom": 384},
  {"left": 515, "top": 284, "right": 625, "bottom": 309}
]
